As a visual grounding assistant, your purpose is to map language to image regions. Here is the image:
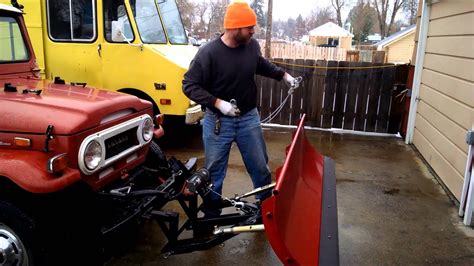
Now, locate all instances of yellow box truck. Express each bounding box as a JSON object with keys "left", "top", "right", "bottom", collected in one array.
[{"left": 3, "top": 0, "right": 203, "bottom": 125}]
